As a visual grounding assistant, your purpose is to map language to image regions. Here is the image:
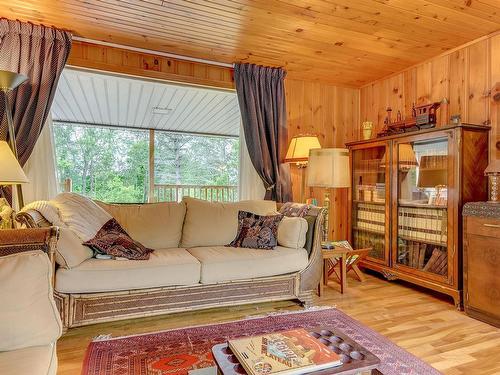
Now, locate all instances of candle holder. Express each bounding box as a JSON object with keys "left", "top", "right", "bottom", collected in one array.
[{"left": 485, "top": 160, "right": 500, "bottom": 202}]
